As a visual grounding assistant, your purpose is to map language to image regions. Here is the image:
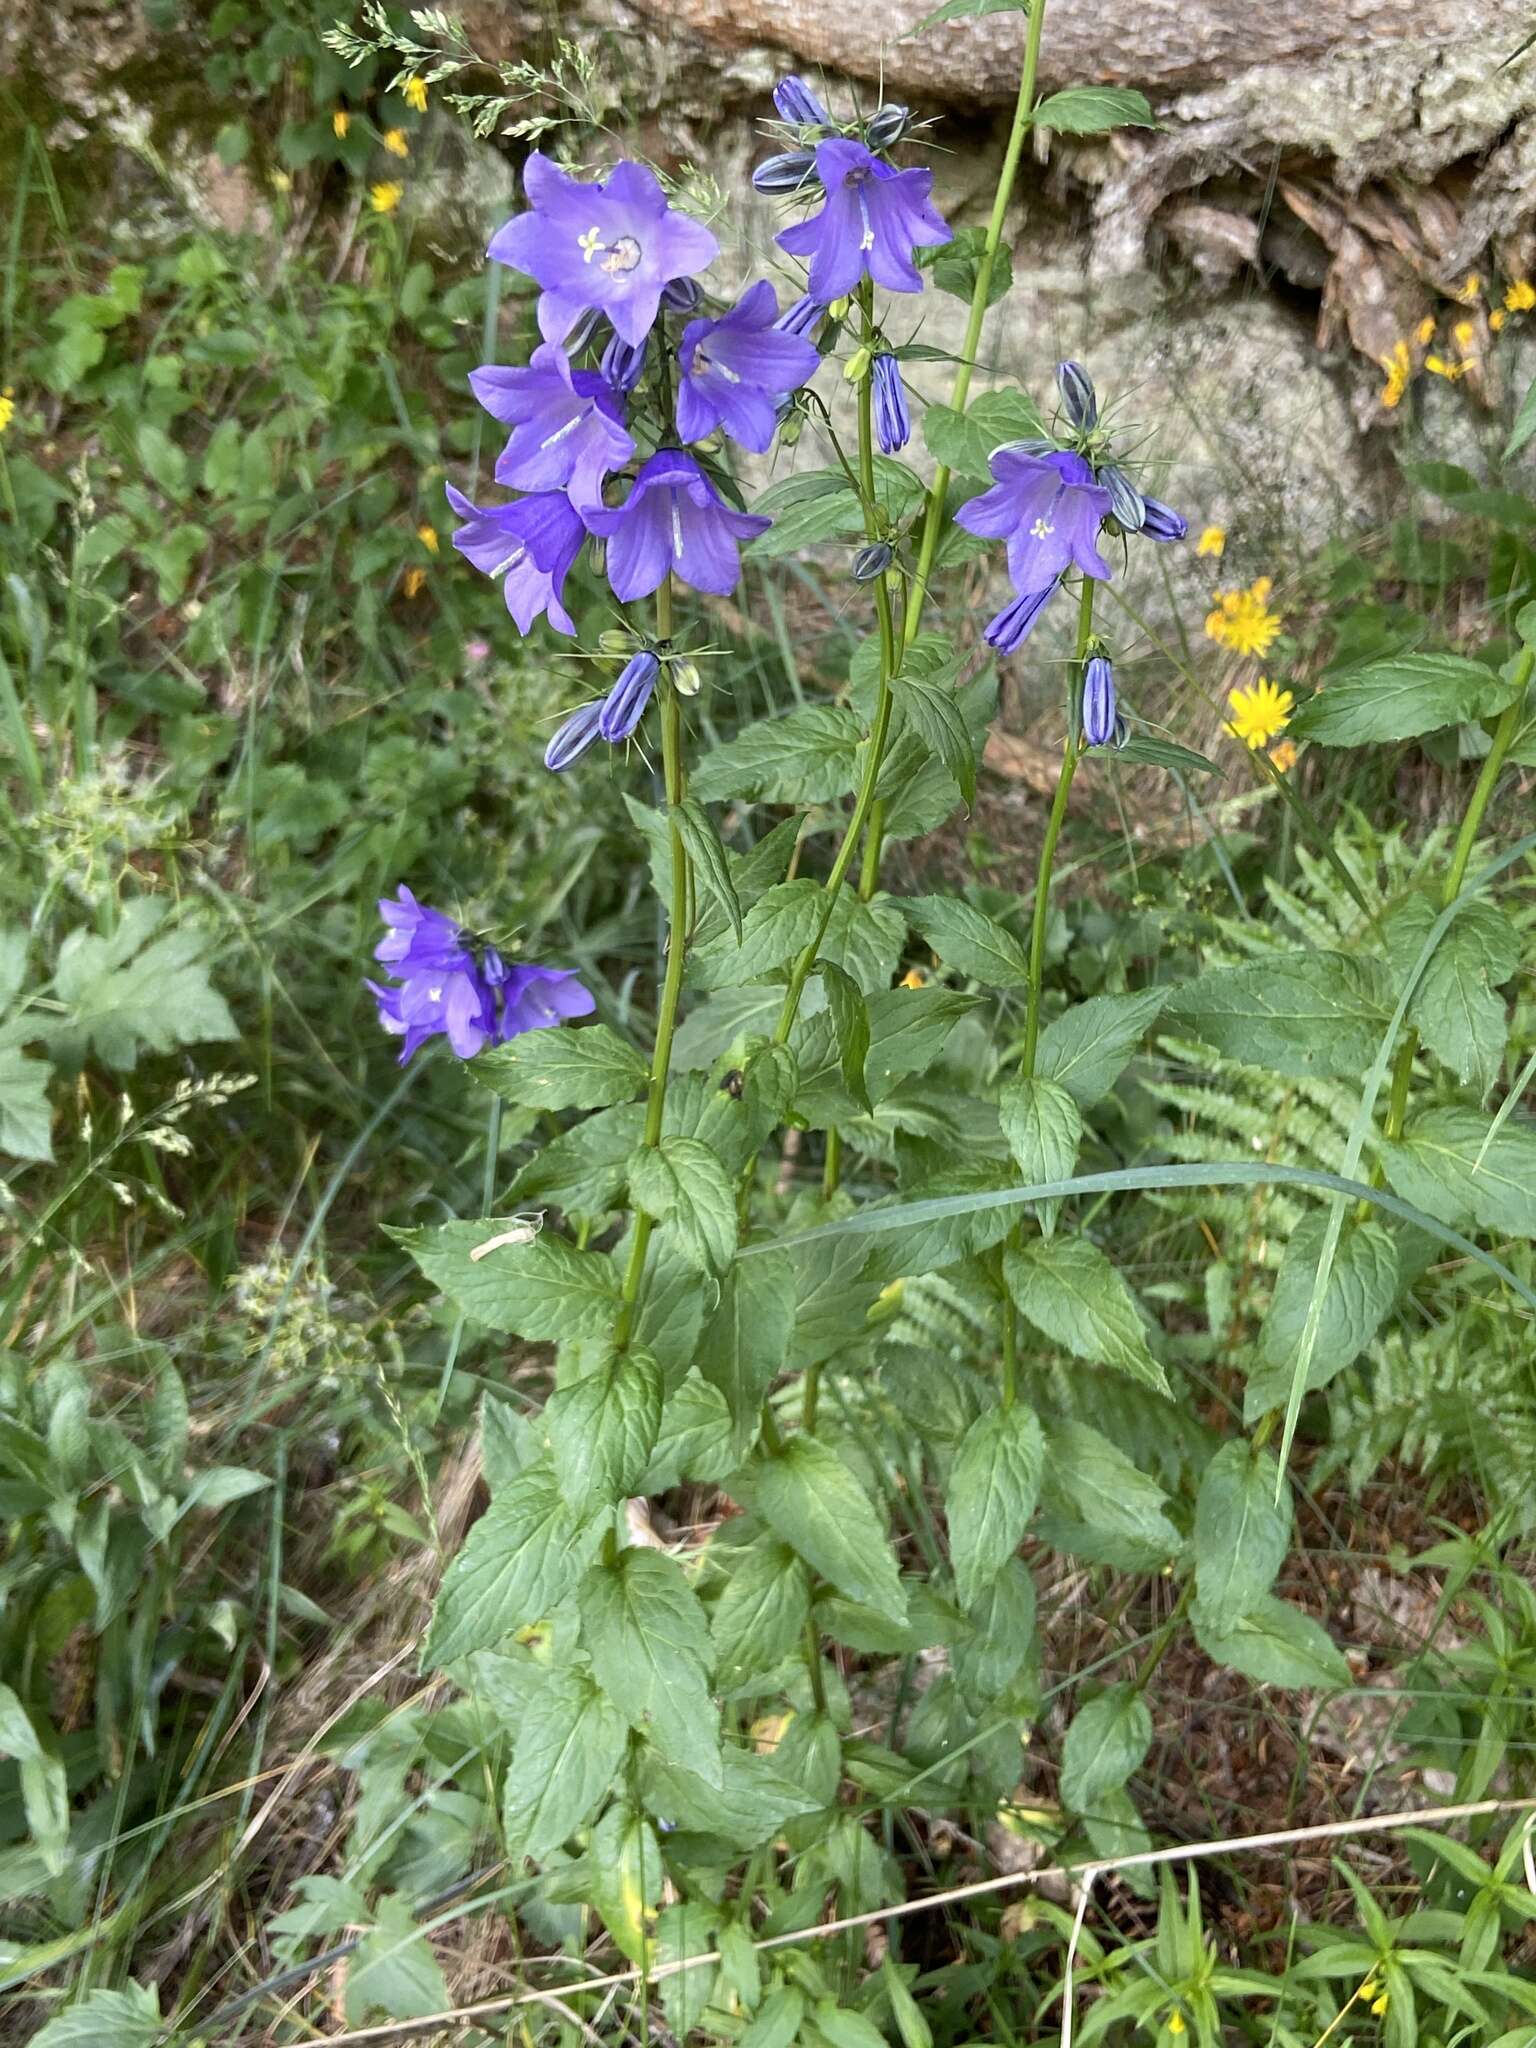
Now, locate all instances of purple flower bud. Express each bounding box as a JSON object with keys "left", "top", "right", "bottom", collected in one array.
[
  {"left": 871, "top": 352, "right": 910, "bottom": 454},
  {"left": 852, "top": 541, "right": 893, "bottom": 582},
  {"left": 774, "top": 75, "right": 830, "bottom": 127},
  {"left": 1098, "top": 463, "right": 1146, "bottom": 533},
  {"left": 866, "top": 103, "right": 911, "bottom": 150},
  {"left": 753, "top": 150, "right": 822, "bottom": 196},
  {"left": 601, "top": 329, "right": 648, "bottom": 392},
  {"left": 983, "top": 580, "right": 1060, "bottom": 653},
  {"left": 661, "top": 276, "right": 703, "bottom": 312},
  {"left": 1081, "top": 655, "right": 1117, "bottom": 747},
  {"left": 564, "top": 307, "right": 603, "bottom": 357},
  {"left": 775, "top": 293, "right": 826, "bottom": 338},
  {"left": 544, "top": 700, "right": 606, "bottom": 772},
  {"left": 1056, "top": 360, "right": 1098, "bottom": 431},
  {"left": 1140, "top": 496, "right": 1188, "bottom": 542},
  {"left": 599, "top": 649, "right": 660, "bottom": 742}
]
